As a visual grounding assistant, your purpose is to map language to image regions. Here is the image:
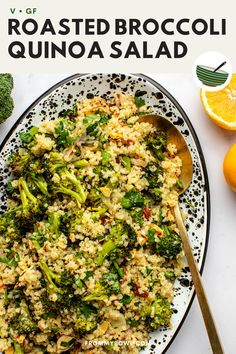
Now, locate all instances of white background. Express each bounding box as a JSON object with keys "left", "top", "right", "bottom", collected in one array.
[{"left": 0, "top": 74, "right": 235, "bottom": 354}]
